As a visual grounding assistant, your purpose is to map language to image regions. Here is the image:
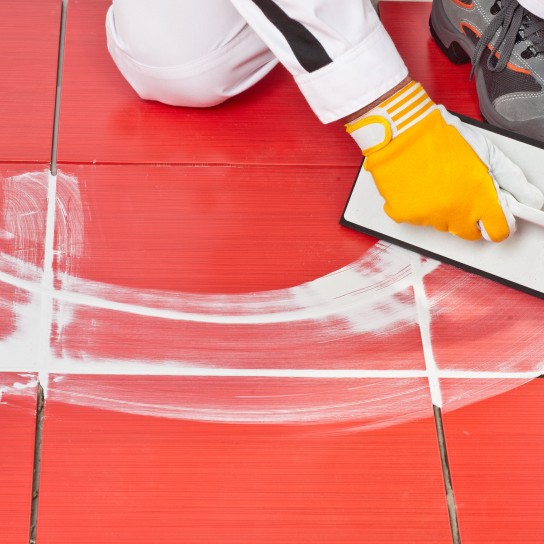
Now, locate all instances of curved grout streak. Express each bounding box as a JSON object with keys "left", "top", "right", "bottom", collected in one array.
[
  {"left": 45, "top": 374, "right": 435, "bottom": 430},
  {"left": 0, "top": 170, "right": 543, "bottom": 430}
]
